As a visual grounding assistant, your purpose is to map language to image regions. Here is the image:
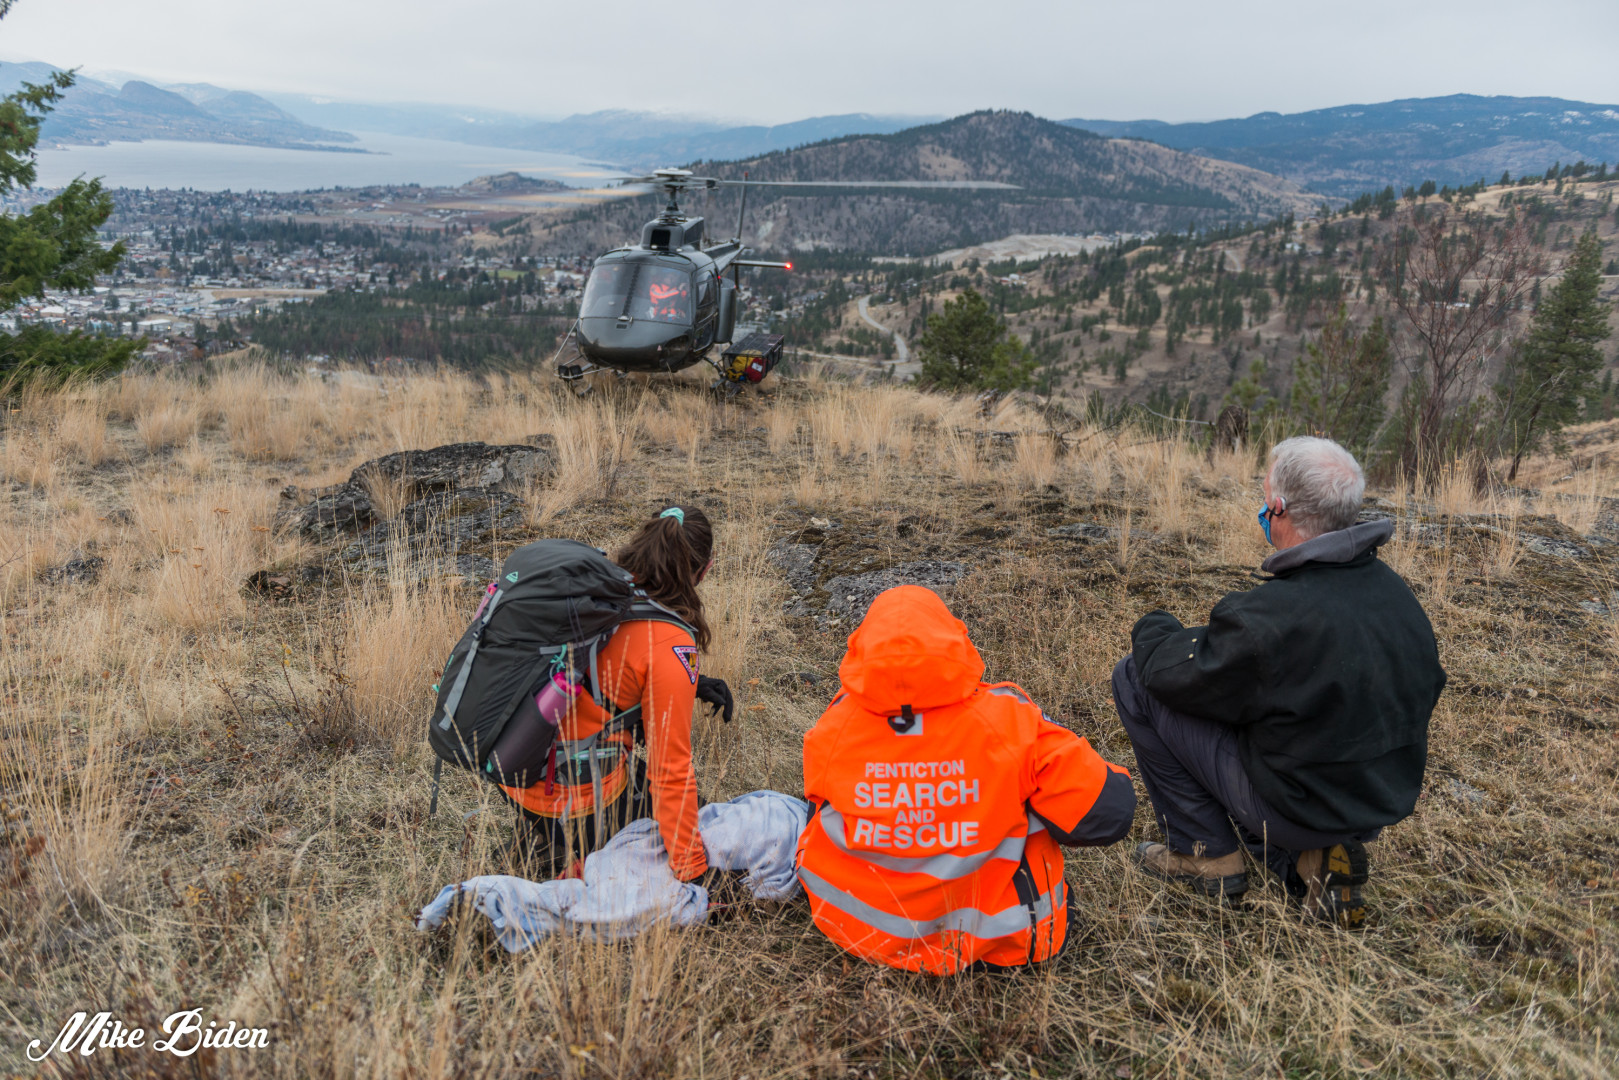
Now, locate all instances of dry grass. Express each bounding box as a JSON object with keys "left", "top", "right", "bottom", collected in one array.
[
  {"left": 1, "top": 366, "right": 1615, "bottom": 1077},
  {"left": 339, "top": 560, "right": 470, "bottom": 752}
]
